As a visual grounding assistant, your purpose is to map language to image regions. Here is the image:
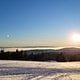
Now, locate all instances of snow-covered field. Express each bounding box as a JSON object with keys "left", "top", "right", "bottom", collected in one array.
[{"left": 0, "top": 60, "right": 80, "bottom": 80}]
